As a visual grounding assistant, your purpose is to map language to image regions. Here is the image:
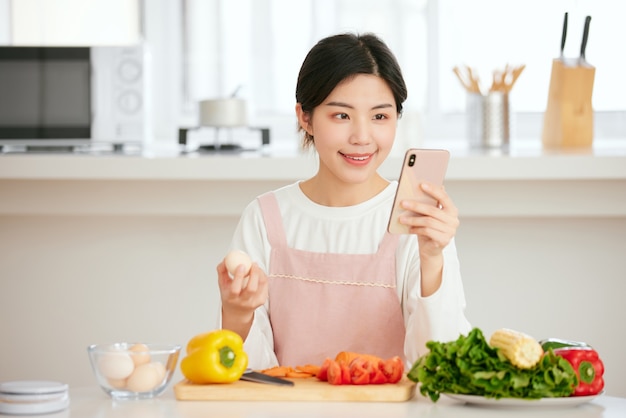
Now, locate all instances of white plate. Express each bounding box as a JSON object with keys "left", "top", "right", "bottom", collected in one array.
[{"left": 443, "top": 392, "right": 602, "bottom": 407}]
